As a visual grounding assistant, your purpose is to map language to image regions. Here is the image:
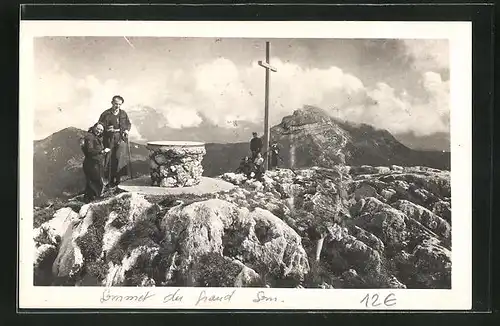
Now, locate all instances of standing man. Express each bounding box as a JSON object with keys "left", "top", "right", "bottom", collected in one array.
[
  {"left": 98, "top": 95, "right": 131, "bottom": 187},
  {"left": 269, "top": 142, "right": 280, "bottom": 171},
  {"left": 250, "top": 132, "right": 263, "bottom": 160},
  {"left": 81, "top": 123, "right": 110, "bottom": 202}
]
